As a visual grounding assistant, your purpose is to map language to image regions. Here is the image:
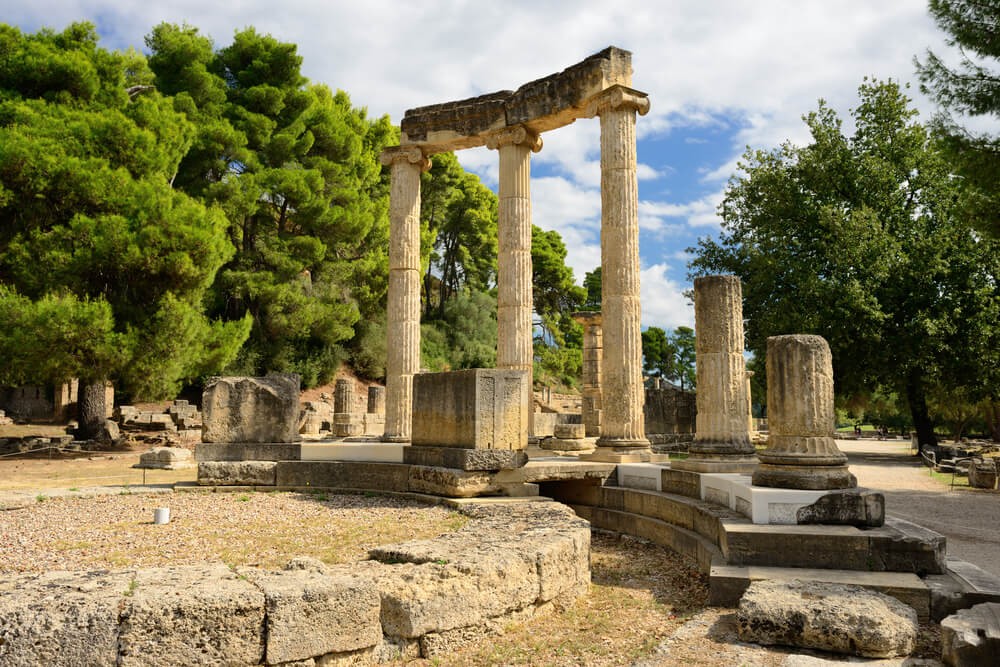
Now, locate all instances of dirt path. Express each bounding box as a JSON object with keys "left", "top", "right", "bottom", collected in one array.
[{"left": 838, "top": 438, "right": 1000, "bottom": 578}]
